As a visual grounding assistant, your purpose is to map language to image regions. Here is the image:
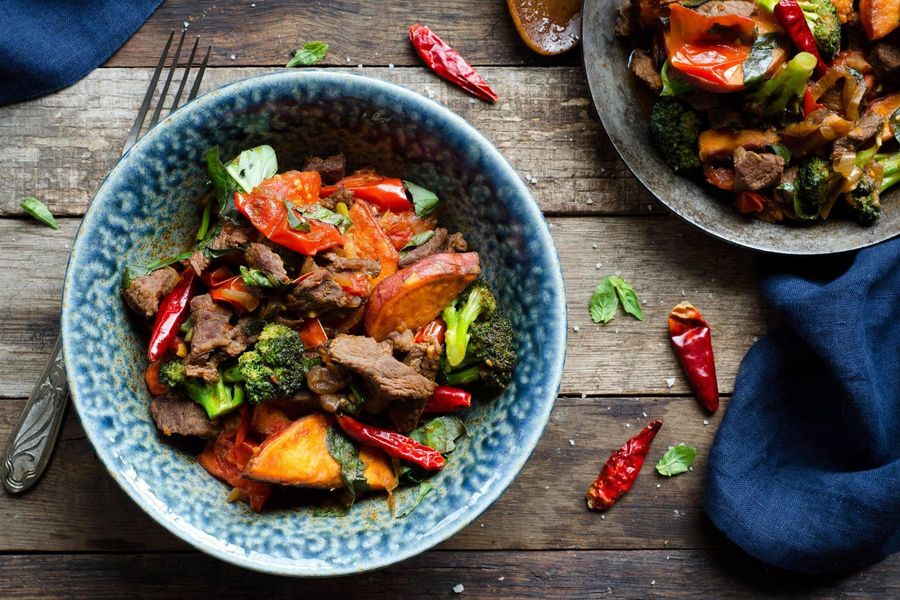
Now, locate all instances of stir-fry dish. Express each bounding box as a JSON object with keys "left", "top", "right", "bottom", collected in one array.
[
  {"left": 121, "top": 145, "right": 516, "bottom": 513},
  {"left": 617, "top": 0, "right": 900, "bottom": 224}
]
